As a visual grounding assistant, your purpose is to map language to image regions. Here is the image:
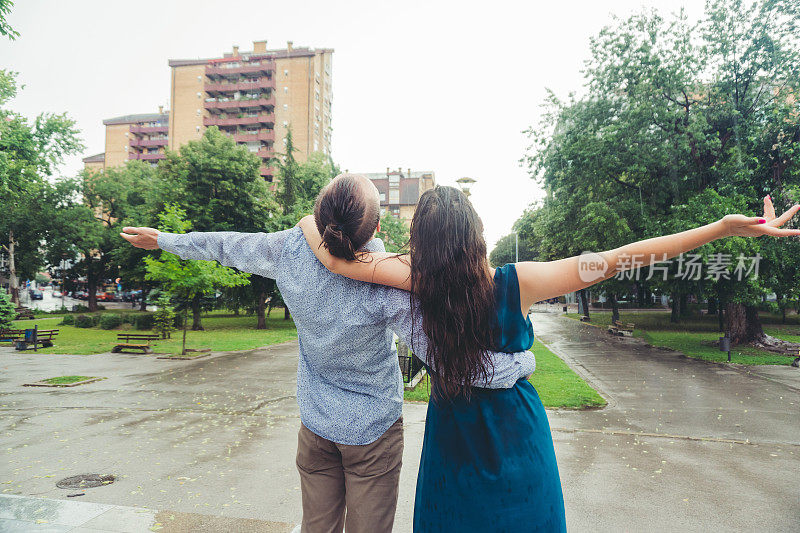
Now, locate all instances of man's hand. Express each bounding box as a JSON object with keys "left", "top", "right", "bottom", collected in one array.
[{"left": 120, "top": 227, "right": 161, "bottom": 250}]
